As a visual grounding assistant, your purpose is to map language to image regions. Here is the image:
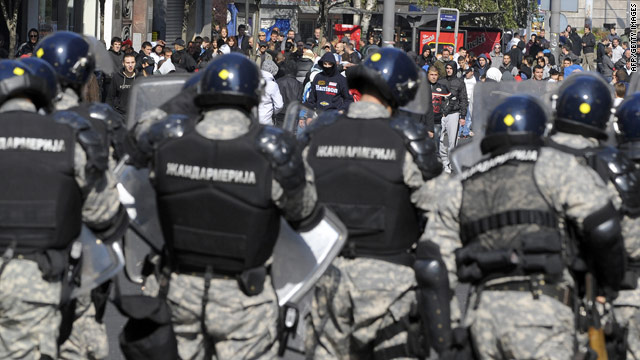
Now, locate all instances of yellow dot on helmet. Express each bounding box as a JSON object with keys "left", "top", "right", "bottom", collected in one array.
[
  {"left": 579, "top": 102, "right": 591, "bottom": 114},
  {"left": 13, "top": 67, "right": 25, "bottom": 76},
  {"left": 36, "top": 48, "right": 44, "bottom": 58},
  {"left": 371, "top": 53, "right": 382, "bottom": 62},
  {"left": 503, "top": 114, "right": 515, "bottom": 127},
  {"left": 218, "top": 69, "right": 230, "bottom": 80}
]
